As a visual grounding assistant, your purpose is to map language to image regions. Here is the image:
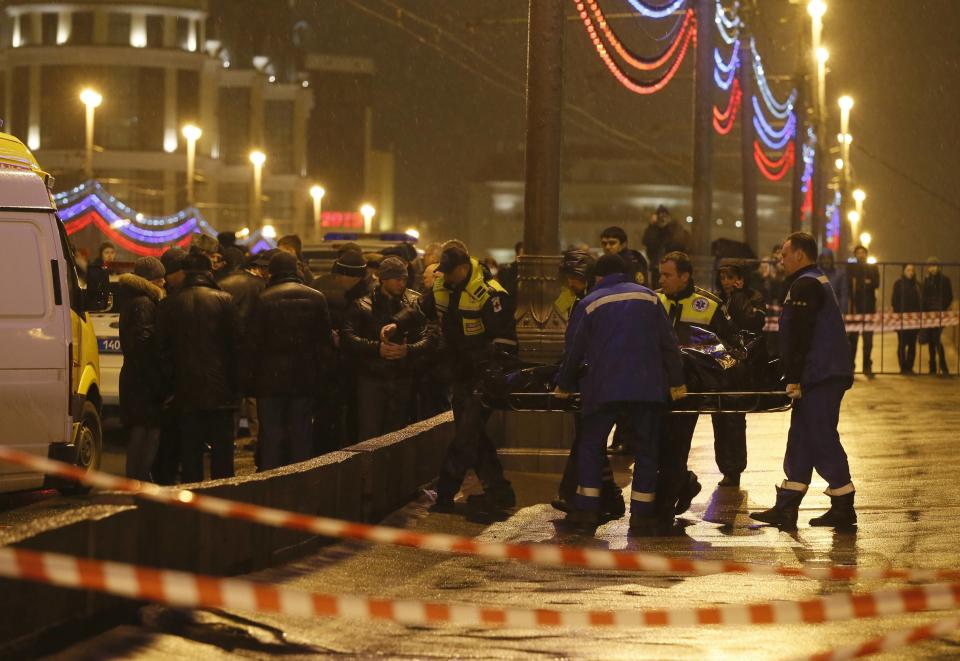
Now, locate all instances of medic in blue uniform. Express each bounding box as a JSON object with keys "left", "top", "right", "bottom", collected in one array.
[
  {"left": 750, "top": 232, "right": 858, "bottom": 529},
  {"left": 555, "top": 254, "right": 686, "bottom": 534}
]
